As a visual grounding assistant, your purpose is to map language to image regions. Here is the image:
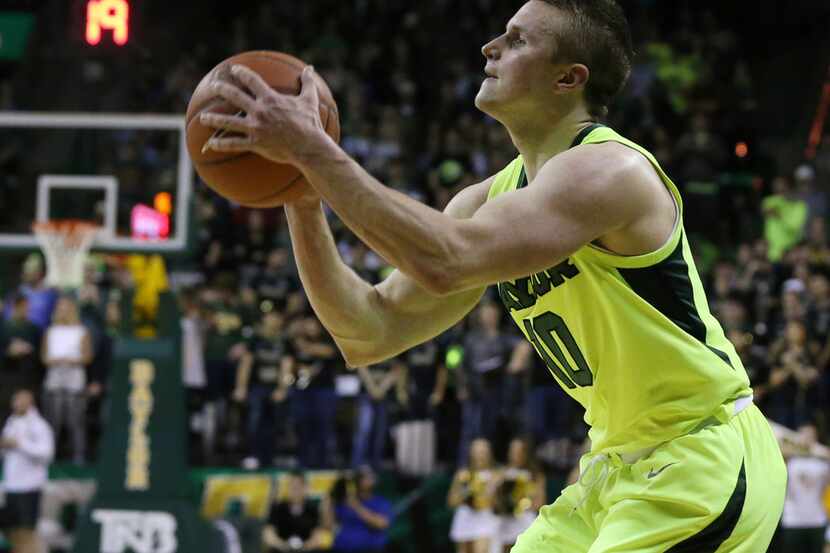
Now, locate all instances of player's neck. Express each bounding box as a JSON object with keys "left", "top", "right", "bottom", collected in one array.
[{"left": 506, "top": 106, "right": 595, "bottom": 183}]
